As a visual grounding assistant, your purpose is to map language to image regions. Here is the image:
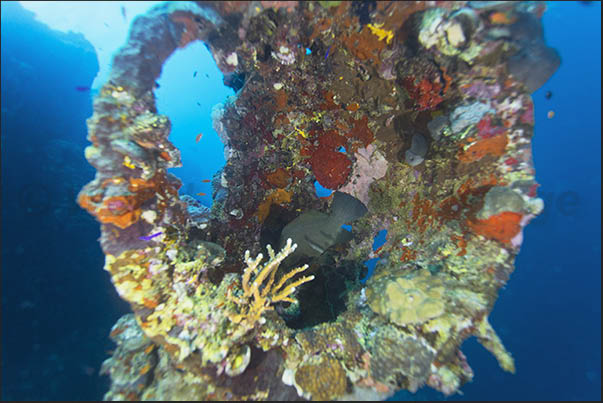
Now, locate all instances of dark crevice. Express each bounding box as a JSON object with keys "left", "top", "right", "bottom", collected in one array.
[{"left": 279, "top": 254, "right": 366, "bottom": 330}]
